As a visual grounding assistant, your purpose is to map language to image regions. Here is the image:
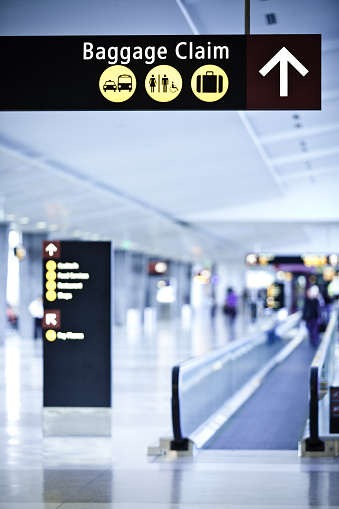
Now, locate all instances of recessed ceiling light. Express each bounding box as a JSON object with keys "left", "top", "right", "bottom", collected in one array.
[
  {"left": 19, "top": 217, "right": 30, "bottom": 224},
  {"left": 36, "top": 222, "right": 47, "bottom": 229},
  {"left": 6, "top": 214, "right": 16, "bottom": 221}
]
